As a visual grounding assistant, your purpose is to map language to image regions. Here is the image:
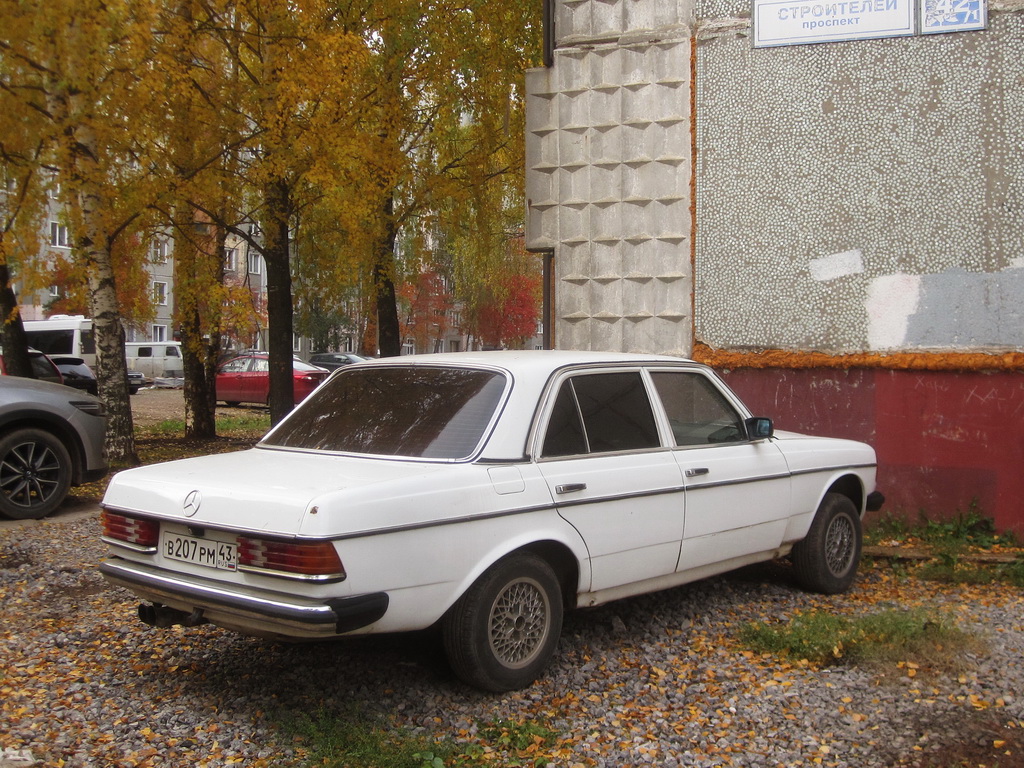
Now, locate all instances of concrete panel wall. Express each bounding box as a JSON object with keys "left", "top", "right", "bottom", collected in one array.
[
  {"left": 526, "top": 0, "right": 697, "bottom": 355},
  {"left": 694, "top": 11, "right": 1024, "bottom": 354}
]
